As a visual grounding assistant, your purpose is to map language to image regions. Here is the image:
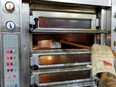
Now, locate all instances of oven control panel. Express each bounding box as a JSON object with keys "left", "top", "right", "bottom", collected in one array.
[
  {"left": 0, "top": 0, "right": 21, "bottom": 86},
  {"left": 3, "top": 35, "right": 20, "bottom": 87}
]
